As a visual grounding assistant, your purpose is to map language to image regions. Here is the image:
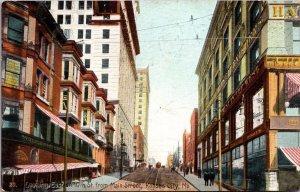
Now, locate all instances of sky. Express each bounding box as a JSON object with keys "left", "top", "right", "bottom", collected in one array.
[{"left": 135, "top": 0, "right": 217, "bottom": 163}]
